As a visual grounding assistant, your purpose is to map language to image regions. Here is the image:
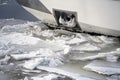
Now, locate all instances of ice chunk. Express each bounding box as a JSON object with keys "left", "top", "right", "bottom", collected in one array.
[
  {"left": 24, "top": 77, "right": 29, "bottom": 80},
  {"left": 21, "top": 48, "right": 66, "bottom": 69},
  {"left": 22, "top": 69, "right": 41, "bottom": 73},
  {"left": 73, "top": 43, "right": 101, "bottom": 51},
  {"left": 45, "top": 39, "right": 71, "bottom": 54},
  {"left": 0, "top": 42, "right": 15, "bottom": 57},
  {"left": 10, "top": 49, "right": 42, "bottom": 60},
  {"left": 99, "top": 36, "right": 118, "bottom": 44},
  {"left": 37, "top": 66, "right": 97, "bottom": 80},
  {"left": 53, "top": 29, "right": 74, "bottom": 36},
  {"left": 0, "top": 33, "right": 40, "bottom": 45},
  {"left": 116, "top": 48, "right": 120, "bottom": 51},
  {"left": 87, "top": 36, "right": 103, "bottom": 43},
  {"left": 55, "top": 35, "right": 73, "bottom": 41},
  {"left": 23, "top": 58, "right": 43, "bottom": 70},
  {"left": 40, "top": 30, "right": 54, "bottom": 38},
  {"left": 30, "top": 74, "right": 73, "bottom": 80},
  {"left": 71, "top": 50, "right": 120, "bottom": 61},
  {"left": 84, "top": 60, "right": 120, "bottom": 75},
  {"left": 98, "top": 51, "right": 120, "bottom": 62},
  {"left": 10, "top": 53, "right": 35, "bottom": 60},
  {"left": 64, "top": 46, "right": 71, "bottom": 55},
  {"left": 106, "top": 55, "right": 119, "bottom": 62},
  {"left": 107, "top": 75, "right": 120, "bottom": 80},
  {"left": 30, "top": 74, "right": 58, "bottom": 80},
  {"left": 70, "top": 53, "right": 102, "bottom": 61},
  {"left": 0, "top": 19, "right": 26, "bottom": 29},
  {"left": 66, "top": 37, "right": 86, "bottom": 45},
  {"left": 0, "top": 55, "right": 10, "bottom": 65}
]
